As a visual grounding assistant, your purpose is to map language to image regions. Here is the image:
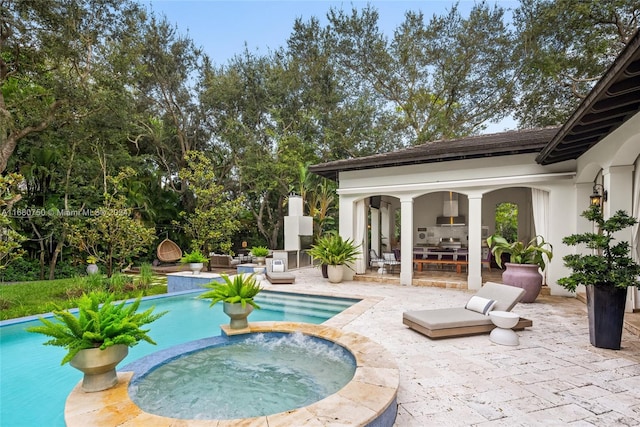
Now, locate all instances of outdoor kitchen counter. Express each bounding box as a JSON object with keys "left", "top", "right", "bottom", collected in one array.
[{"left": 413, "top": 247, "right": 468, "bottom": 261}]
